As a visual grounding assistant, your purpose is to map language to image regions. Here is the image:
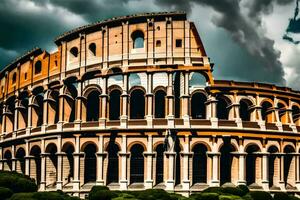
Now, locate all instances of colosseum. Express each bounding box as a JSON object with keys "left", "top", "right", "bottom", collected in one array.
[{"left": 0, "top": 11, "right": 300, "bottom": 197}]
